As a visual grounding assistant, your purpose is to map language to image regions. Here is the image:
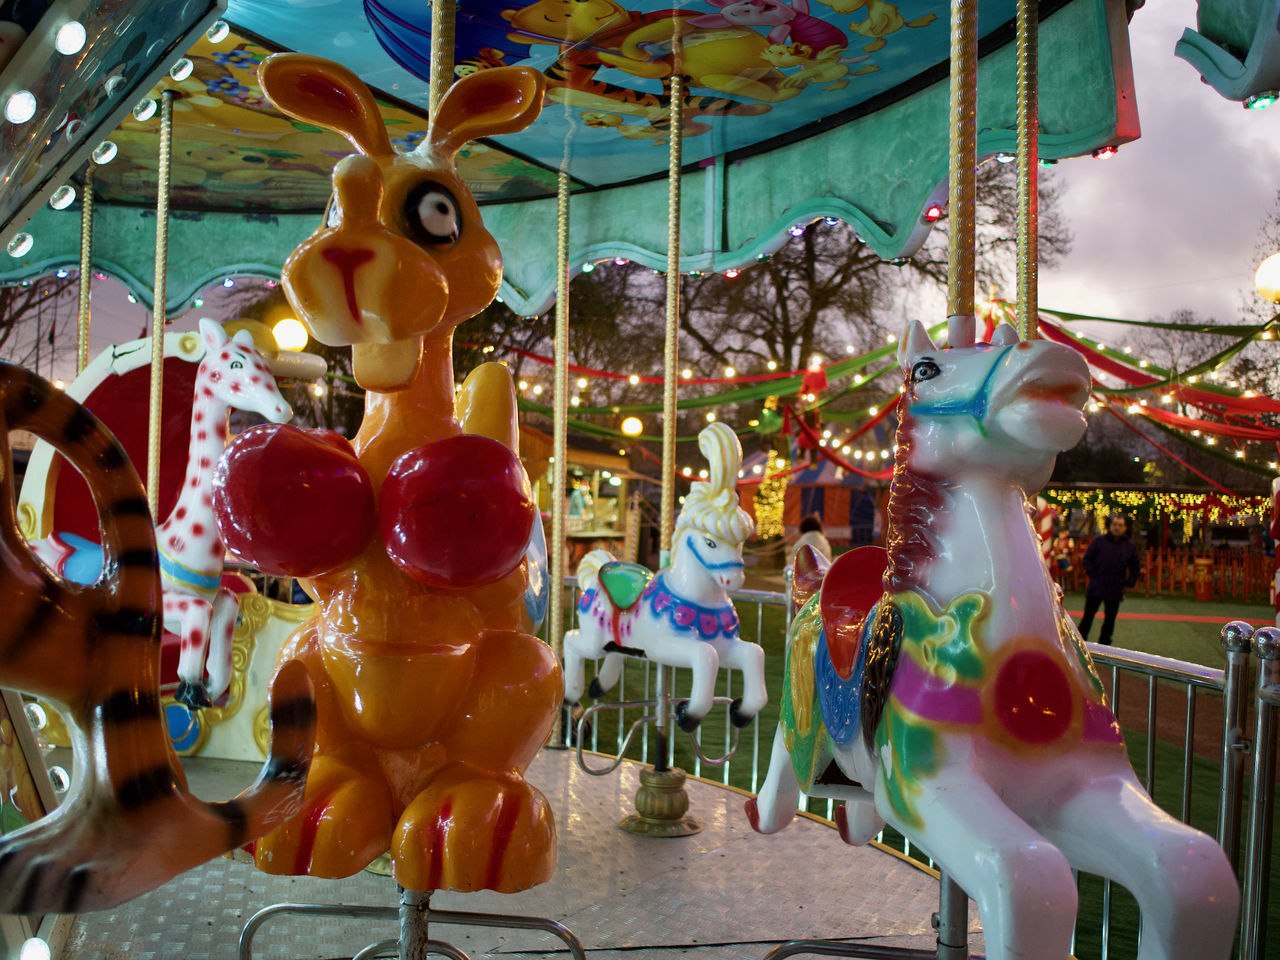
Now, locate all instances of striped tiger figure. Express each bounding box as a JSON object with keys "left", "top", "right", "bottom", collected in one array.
[{"left": 0, "top": 362, "right": 315, "bottom": 914}]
